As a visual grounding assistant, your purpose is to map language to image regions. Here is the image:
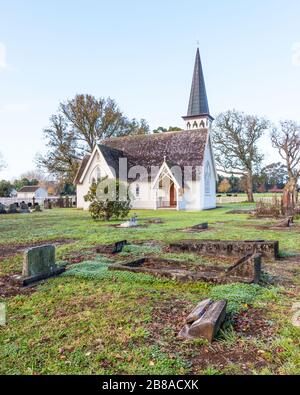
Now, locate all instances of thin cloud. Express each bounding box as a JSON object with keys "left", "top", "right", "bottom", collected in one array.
[
  {"left": 0, "top": 42, "right": 8, "bottom": 70},
  {"left": 292, "top": 42, "right": 300, "bottom": 67}
]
